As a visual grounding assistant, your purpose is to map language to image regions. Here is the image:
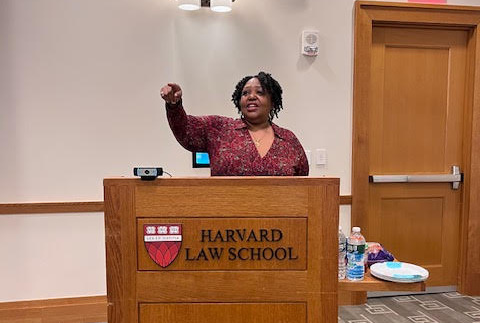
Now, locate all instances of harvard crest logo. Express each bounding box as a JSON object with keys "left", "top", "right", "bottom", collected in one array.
[{"left": 144, "top": 224, "right": 182, "bottom": 268}]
